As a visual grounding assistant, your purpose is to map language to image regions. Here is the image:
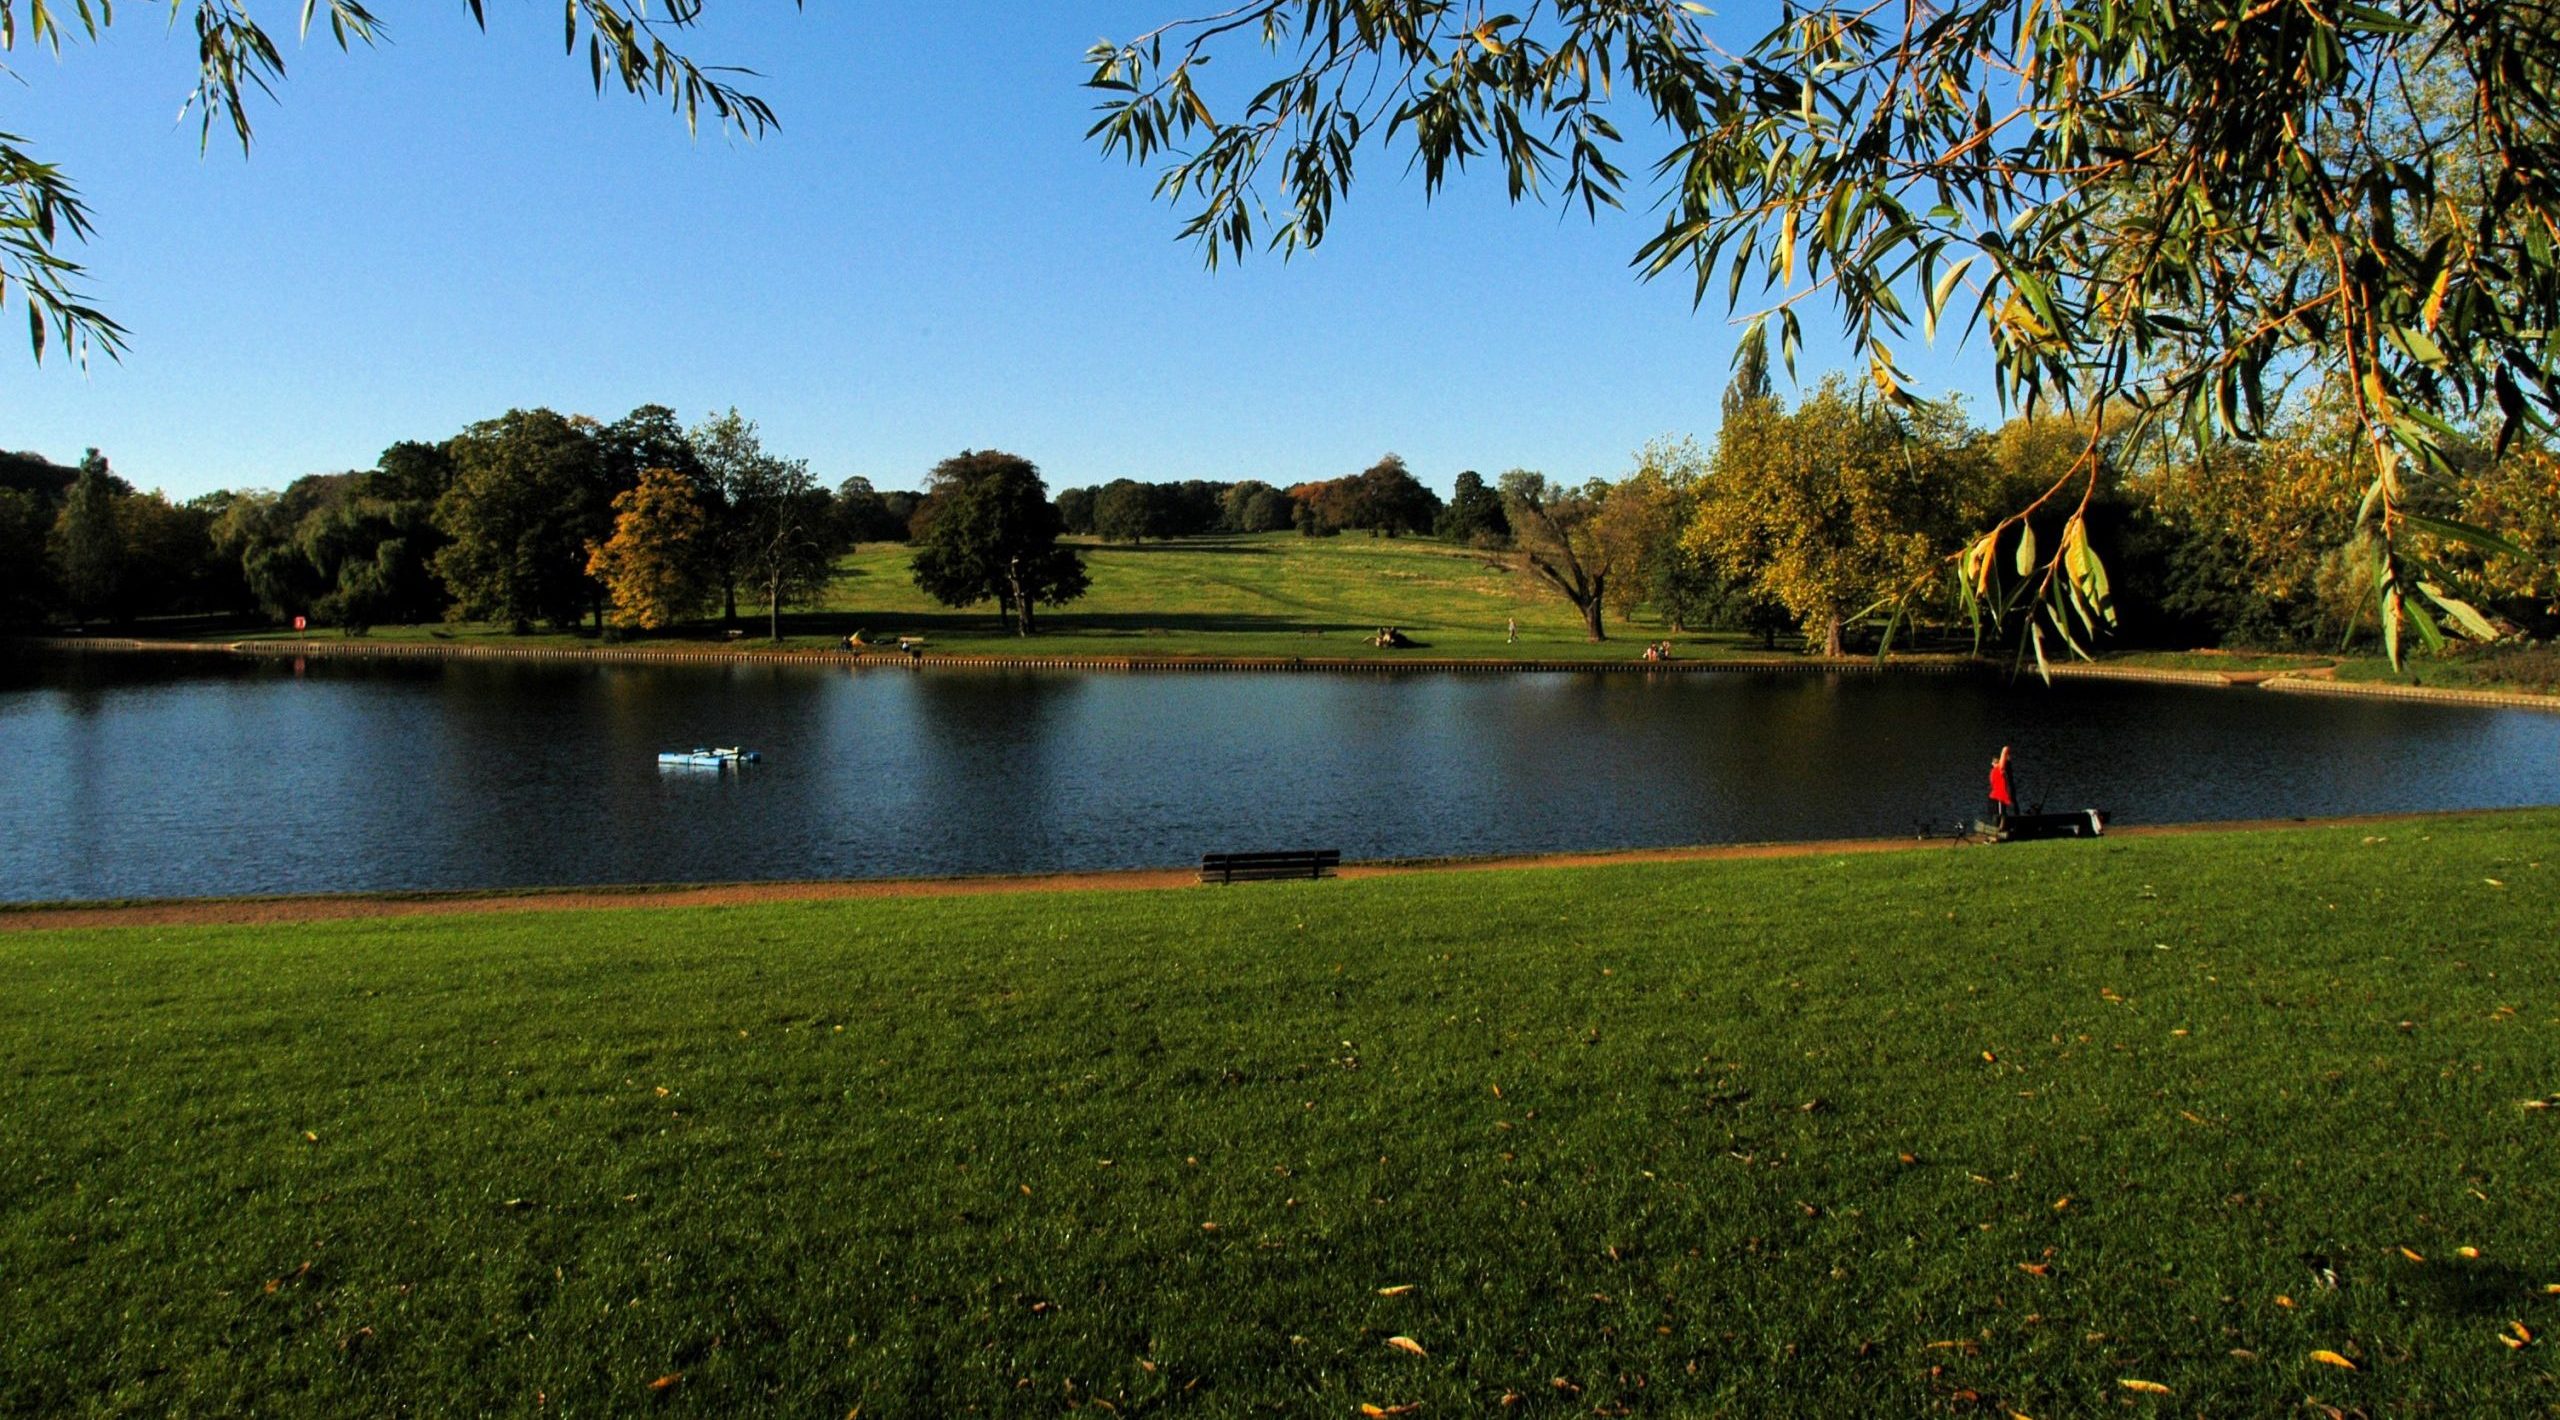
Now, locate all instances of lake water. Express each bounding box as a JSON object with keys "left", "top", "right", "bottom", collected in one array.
[{"left": 4, "top": 651, "right": 2557, "bottom": 902}]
